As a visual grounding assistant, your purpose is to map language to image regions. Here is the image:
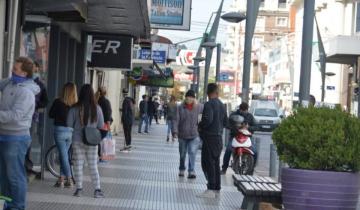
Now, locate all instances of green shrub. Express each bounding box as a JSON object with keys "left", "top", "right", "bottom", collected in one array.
[{"left": 272, "top": 106, "right": 360, "bottom": 172}]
